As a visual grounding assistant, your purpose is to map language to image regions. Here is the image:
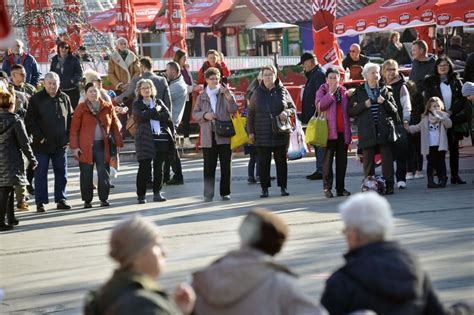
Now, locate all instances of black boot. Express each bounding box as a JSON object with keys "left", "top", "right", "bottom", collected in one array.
[
  {"left": 438, "top": 177, "right": 447, "bottom": 188},
  {"left": 260, "top": 188, "right": 269, "bottom": 198},
  {"left": 427, "top": 176, "right": 439, "bottom": 188},
  {"left": 280, "top": 188, "right": 290, "bottom": 196},
  {"left": 451, "top": 175, "right": 466, "bottom": 184}
]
